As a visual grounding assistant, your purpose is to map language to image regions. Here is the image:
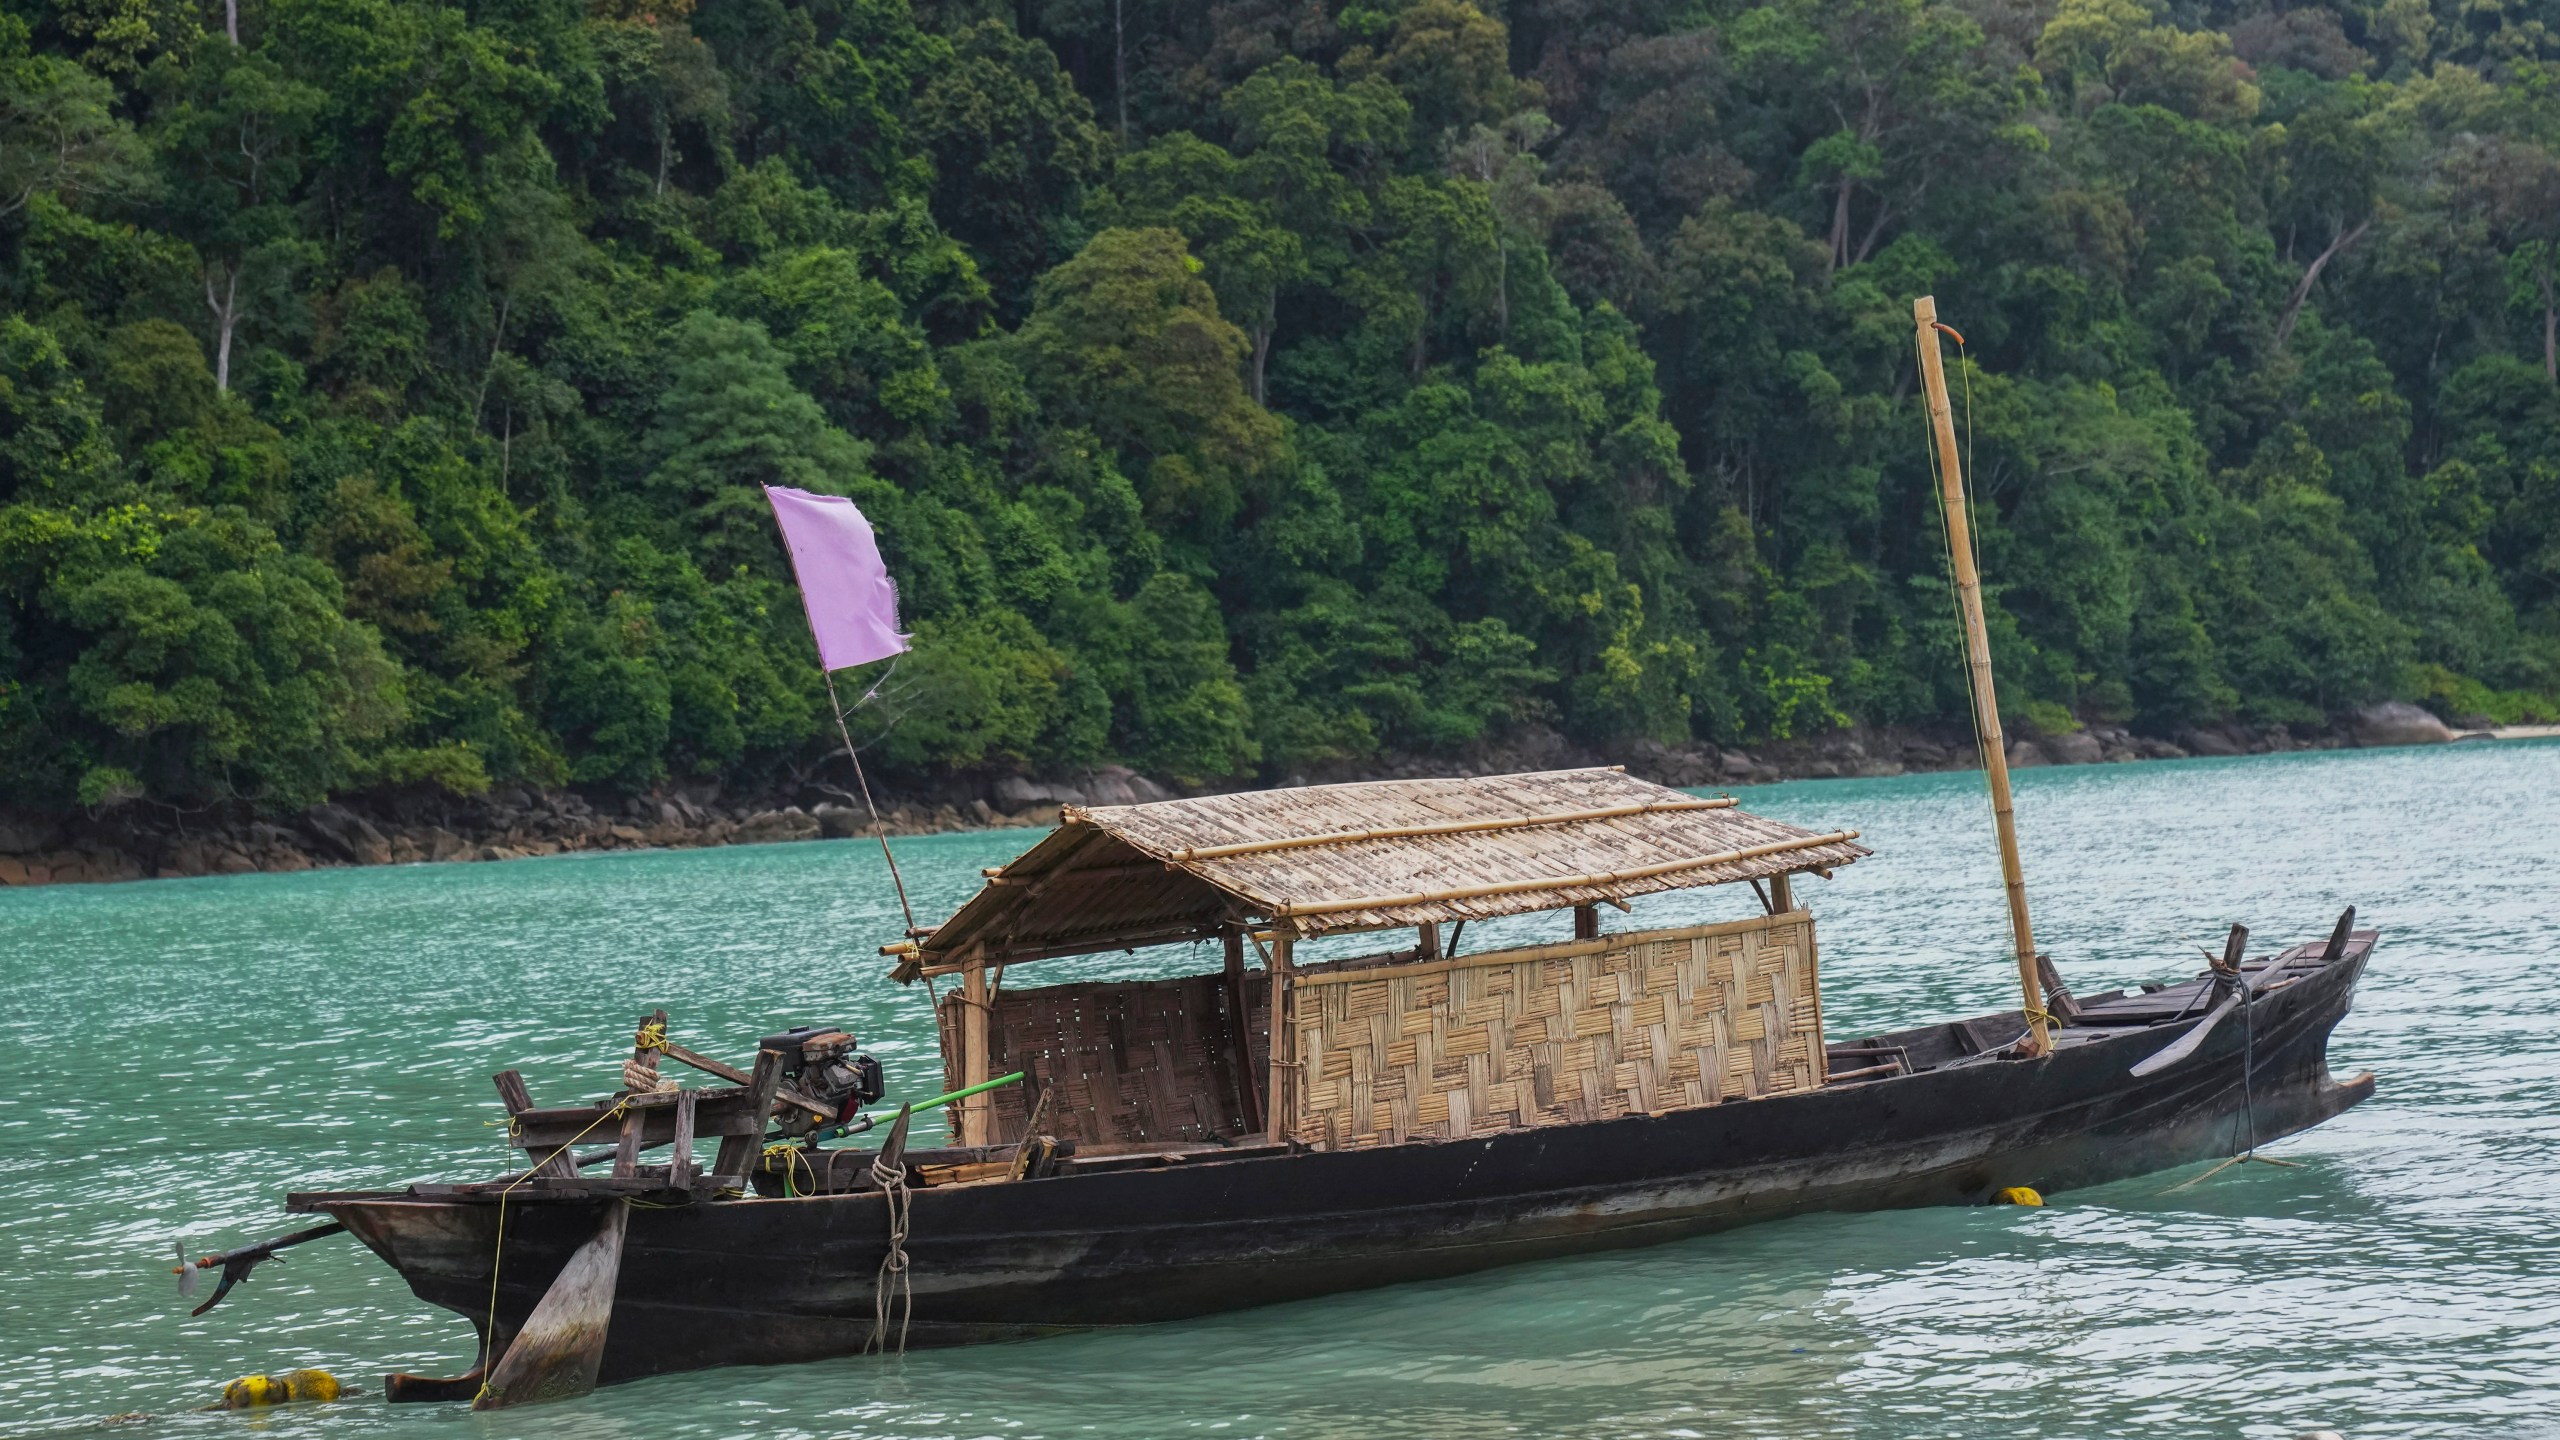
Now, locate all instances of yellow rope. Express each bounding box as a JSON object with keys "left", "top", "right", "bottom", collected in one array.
[
  {"left": 634, "top": 1020, "right": 666, "bottom": 1052},
  {"left": 763, "top": 1142, "right": 817, "bottom": 1198},
  {"left": 474, "top": 1097, "right": 629, "bottom": 1405}
]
